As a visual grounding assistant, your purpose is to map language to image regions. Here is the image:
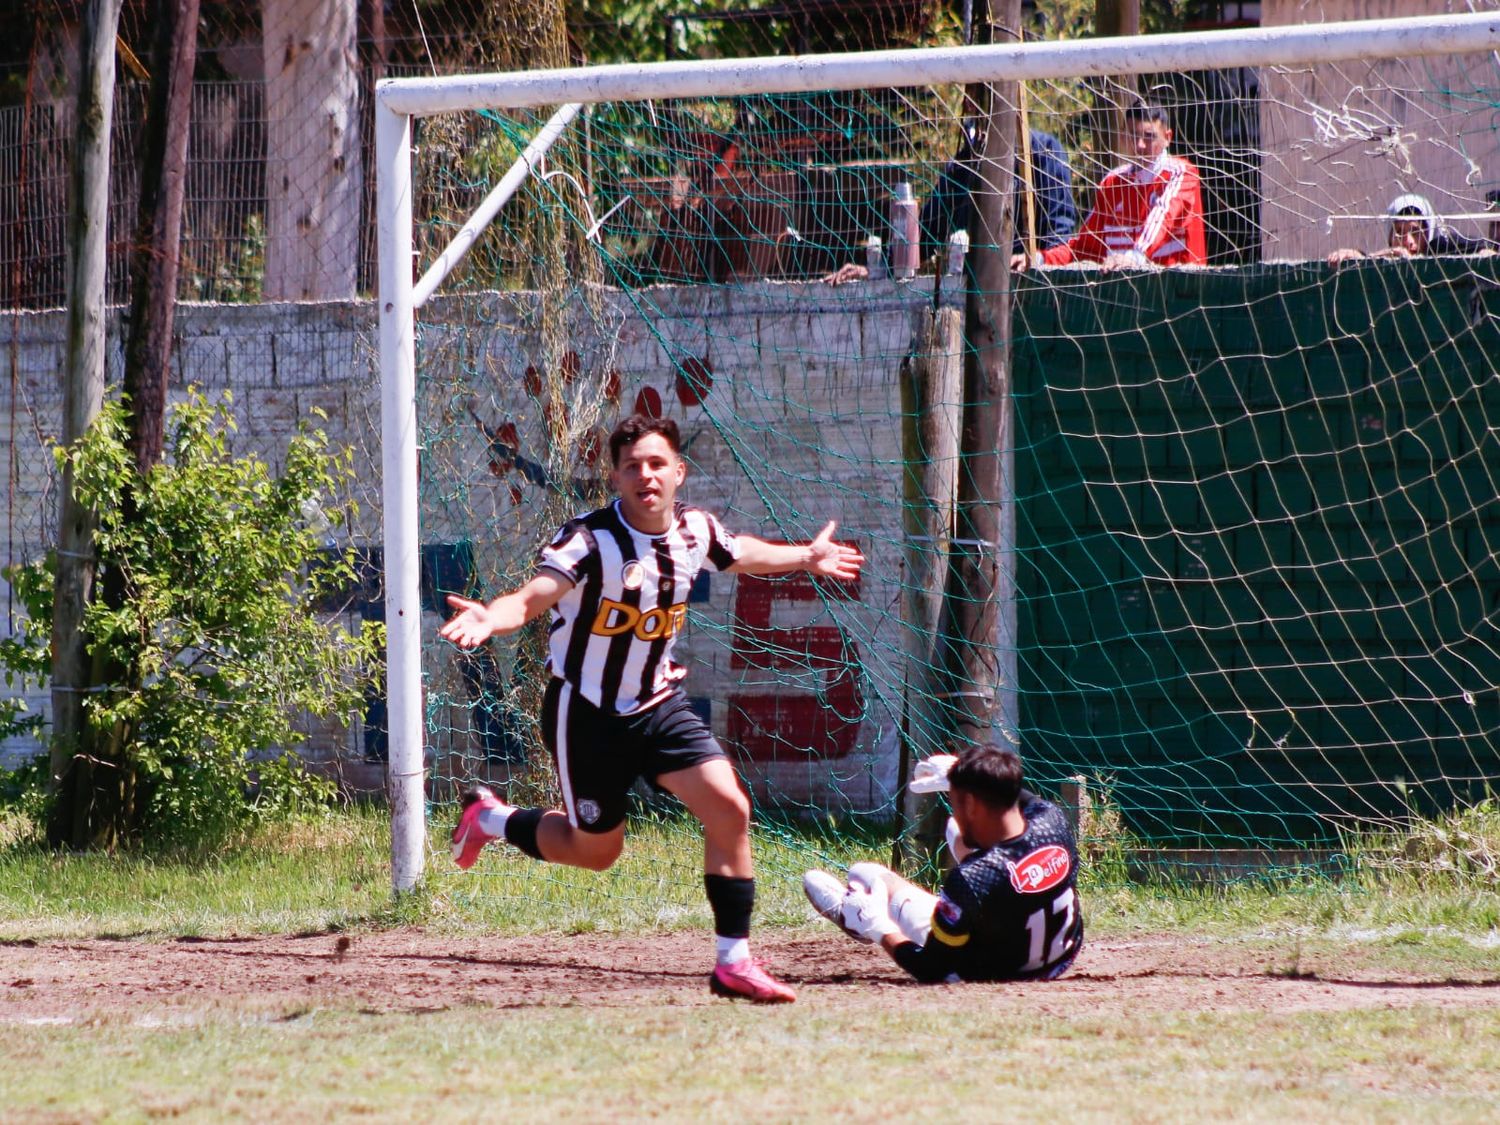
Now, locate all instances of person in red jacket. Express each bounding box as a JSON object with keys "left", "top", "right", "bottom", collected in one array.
[{"left": 1012, "top": 102, "right": 1206, "bottom": 273}]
